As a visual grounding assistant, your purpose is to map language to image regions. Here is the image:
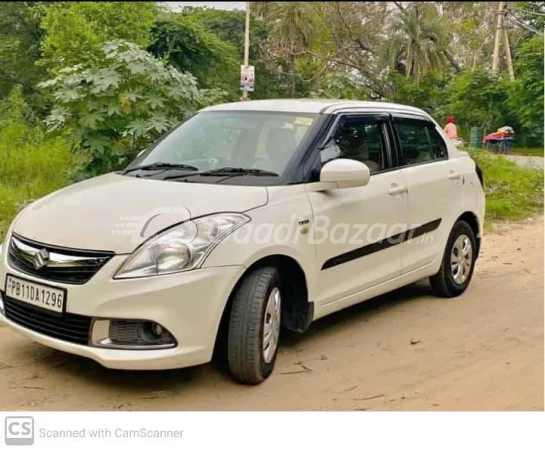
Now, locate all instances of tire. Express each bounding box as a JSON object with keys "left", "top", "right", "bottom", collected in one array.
[
  {"left": 430, "top": 220, "right": 477, "bottom": 298},
  {"left": 227, "top": 266, "right": 282, "bottom": 384}
]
